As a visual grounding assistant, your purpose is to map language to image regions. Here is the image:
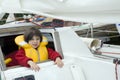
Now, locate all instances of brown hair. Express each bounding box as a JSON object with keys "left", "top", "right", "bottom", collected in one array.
[{"left": 24, "top": 27, "right": 42, "bottom": 42}]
